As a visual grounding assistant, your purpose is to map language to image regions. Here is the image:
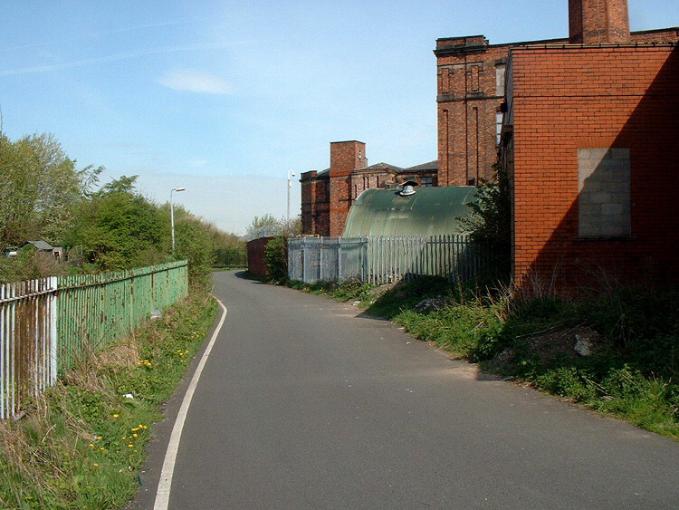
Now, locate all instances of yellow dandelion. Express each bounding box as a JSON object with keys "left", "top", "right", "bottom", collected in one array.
[
  {"left": 112, "top": 414, "right": 119, "bottom": 419},
  {"left": 127, "top": 444, "right": 133, "bottom": 448},
  {"left": 132, "top": 433, "right": 138, "bottom": 438}
]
